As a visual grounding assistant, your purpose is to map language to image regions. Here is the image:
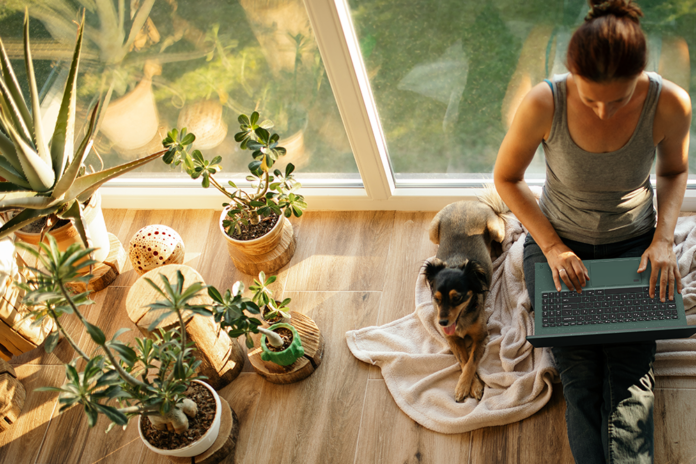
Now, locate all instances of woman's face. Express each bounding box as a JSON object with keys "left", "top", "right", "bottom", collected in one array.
[{"left": 573, "top": 74, "right": 641, "bottom": 120}]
